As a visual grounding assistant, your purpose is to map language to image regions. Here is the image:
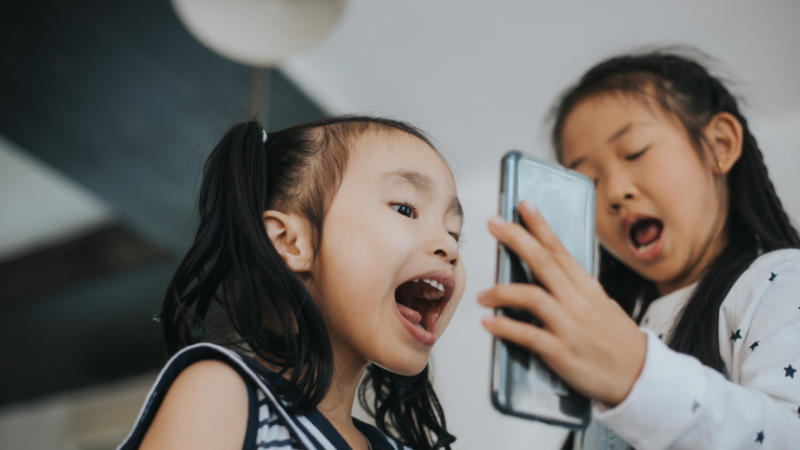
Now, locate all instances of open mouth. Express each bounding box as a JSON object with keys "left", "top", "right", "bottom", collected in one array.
[
  {"left": 394, "top": 274, "right": 453, "bottom": 345},
  {"left": 626, "top": 216, "right": 664, "bottom": 260}
]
